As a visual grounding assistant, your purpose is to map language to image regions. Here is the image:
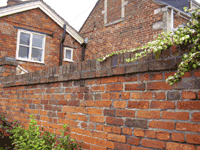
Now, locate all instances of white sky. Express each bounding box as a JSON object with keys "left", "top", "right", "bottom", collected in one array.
[
  {"left": 0, "top": 0, "right": 98, "bottom": 31},
  {"left": 0, "top": 0, "right": 199, "bottom": 31}
]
